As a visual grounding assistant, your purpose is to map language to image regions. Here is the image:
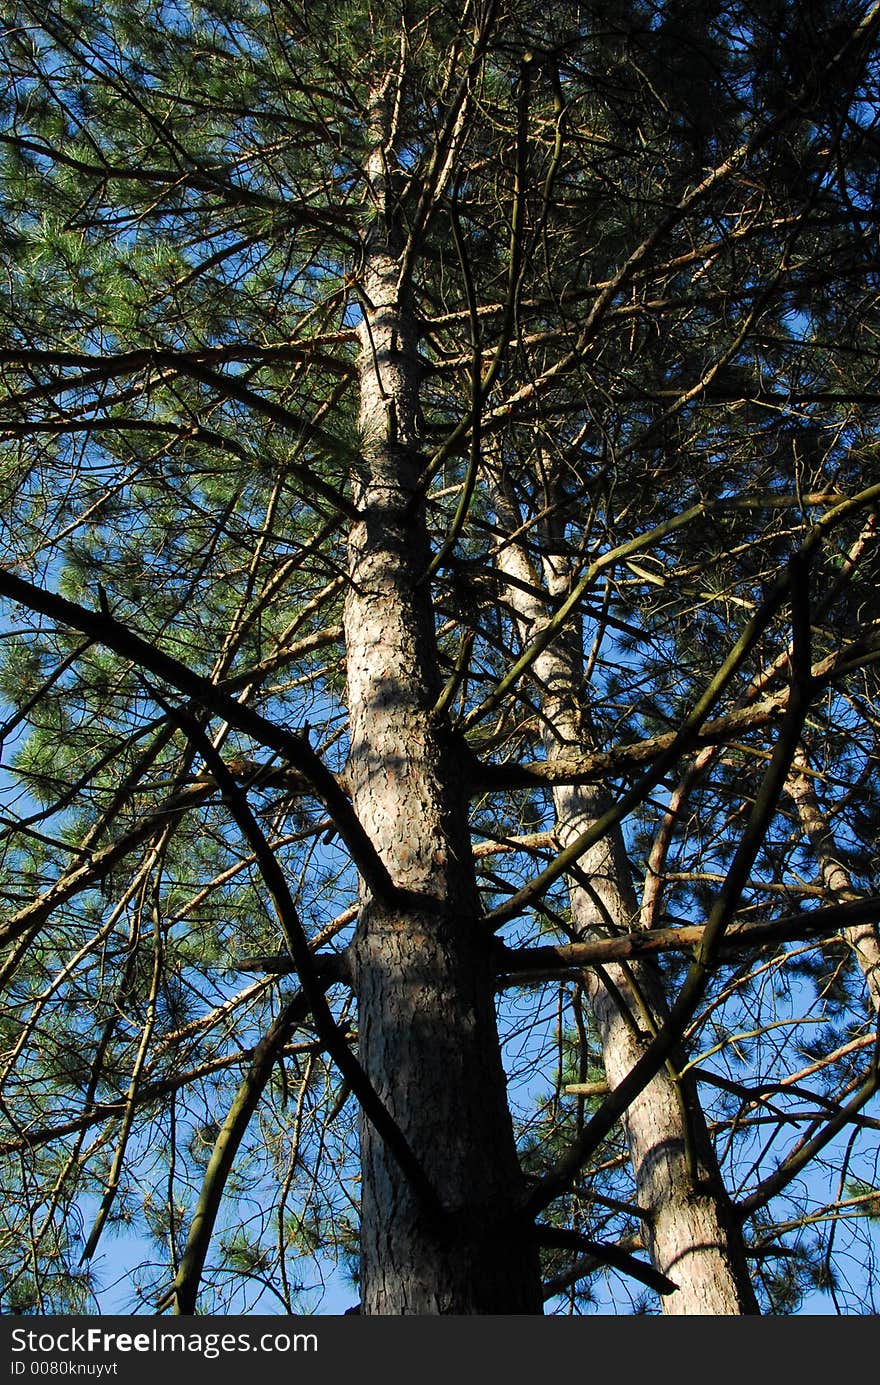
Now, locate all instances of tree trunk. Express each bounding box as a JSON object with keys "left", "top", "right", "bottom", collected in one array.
[
  {"left": 494, "top": 501, "right": 759, "bottom": 1314},
  {"left": 341, "top": 94, "right": 542, "bottom": 1315},
  {"left": 790, "top": 749, "right": 880, "bottom": 1014}
]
